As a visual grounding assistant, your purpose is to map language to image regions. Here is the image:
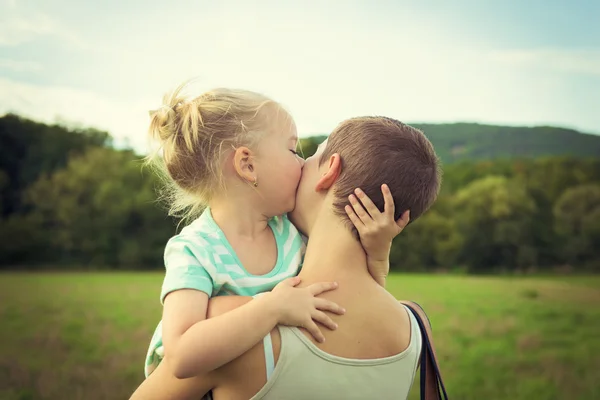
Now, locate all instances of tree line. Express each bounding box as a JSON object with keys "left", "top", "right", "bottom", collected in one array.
[{"left": 1, "top": 114, "right": 599, "bottom": 272}]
